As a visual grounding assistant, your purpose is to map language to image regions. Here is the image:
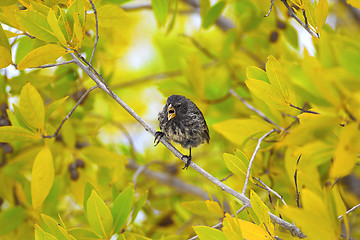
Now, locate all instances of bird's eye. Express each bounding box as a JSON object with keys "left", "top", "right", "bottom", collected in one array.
[{"left": 168, "top": 109, "right": 175, "bottom": 114}]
